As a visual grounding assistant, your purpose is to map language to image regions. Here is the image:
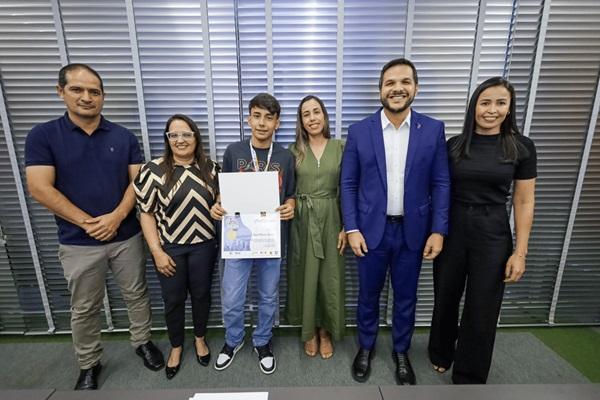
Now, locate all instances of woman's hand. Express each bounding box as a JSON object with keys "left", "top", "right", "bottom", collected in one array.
[
  {"left": 152, "top": 249, "right": 176, "bottom": 277},
  {"left": 337, "top": 229, "right": 347, "bottom": 255},
  {"left": 210, "top": 202, "right": 227, "bottom": 221},
  {"left": 504, "top": 253, "right": 526, "bottom": 283}
]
